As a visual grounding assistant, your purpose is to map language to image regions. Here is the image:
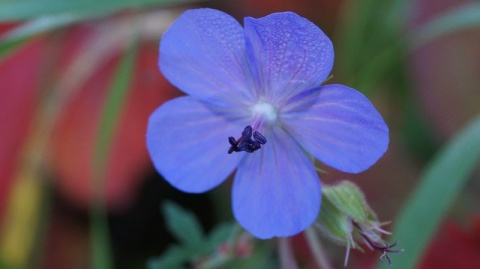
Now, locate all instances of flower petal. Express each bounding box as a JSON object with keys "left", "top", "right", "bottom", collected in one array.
[
  {"left": 232, "top": 126, "right": 321, "bottom": 239},
  {"left": 244, "top": 12, "right": 334, "bottom": 103},
  {"left": 159, "top": 8, "right": 256, "bottom": 107},
  {"left": 283, "top": 84, "right": 389, "bottom": 173},
  {"left": 146, "top": 97, "right": 245, "bottom": 193}
]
